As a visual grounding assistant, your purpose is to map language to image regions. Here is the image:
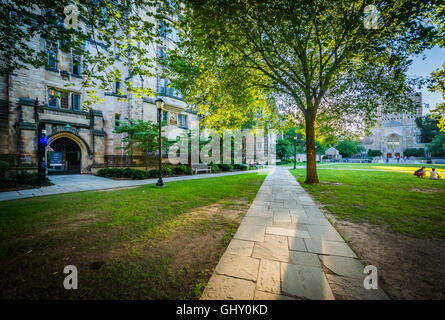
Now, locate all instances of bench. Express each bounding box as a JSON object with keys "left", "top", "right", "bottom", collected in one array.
[{"left": 191, "top": 163, "right": 212, "bottom": 175}]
